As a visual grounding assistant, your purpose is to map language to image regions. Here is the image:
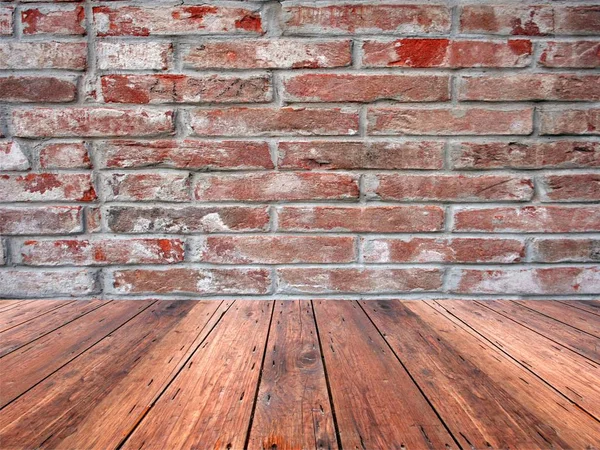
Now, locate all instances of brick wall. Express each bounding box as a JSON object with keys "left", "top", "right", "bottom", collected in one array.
[{"left": 0, "top": 0, "right": 599, "bottom": 300}]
